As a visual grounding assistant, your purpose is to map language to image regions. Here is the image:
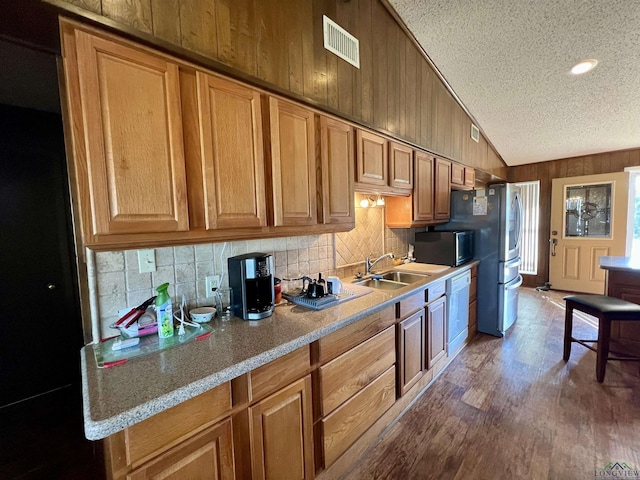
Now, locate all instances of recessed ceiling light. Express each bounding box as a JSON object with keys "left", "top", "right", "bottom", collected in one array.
[{"left": 570, "top": 59, "right": 598, "bottom": 75}]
